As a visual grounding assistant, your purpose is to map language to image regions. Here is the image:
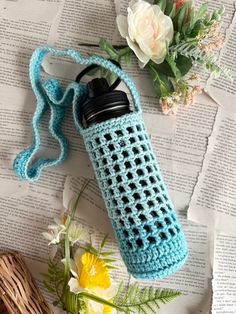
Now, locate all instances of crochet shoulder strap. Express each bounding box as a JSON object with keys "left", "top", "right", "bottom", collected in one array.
[{"left": 13, "top": 46, "right": 141, "bottom": 181}]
